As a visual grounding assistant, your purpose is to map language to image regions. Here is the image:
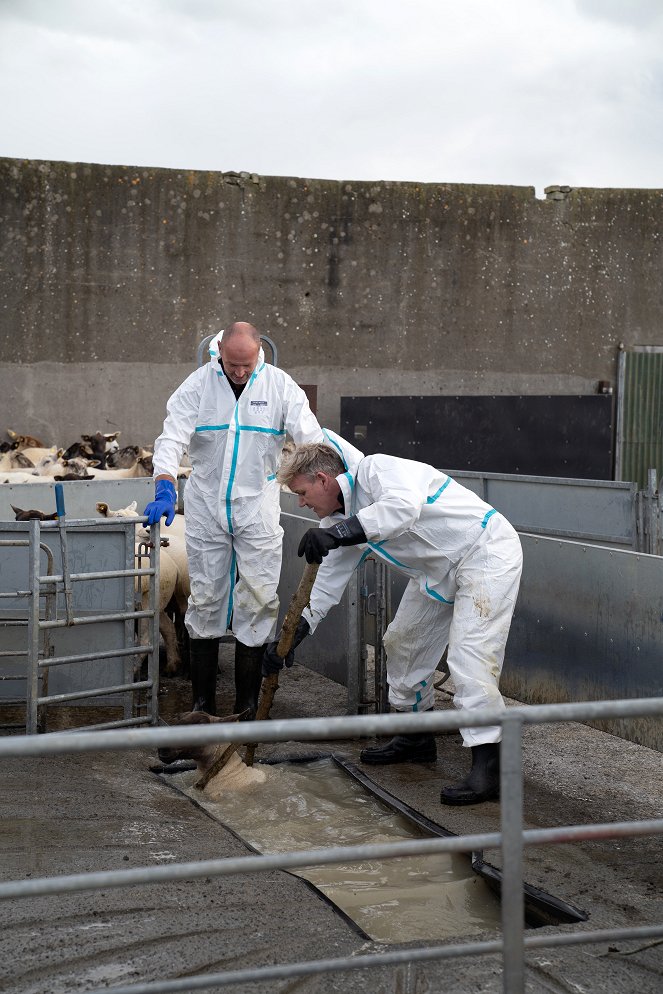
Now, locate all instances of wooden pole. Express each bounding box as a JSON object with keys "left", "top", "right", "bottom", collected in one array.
[{"left": 245, "top": 562, "right": 319, "bottom": 766}]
